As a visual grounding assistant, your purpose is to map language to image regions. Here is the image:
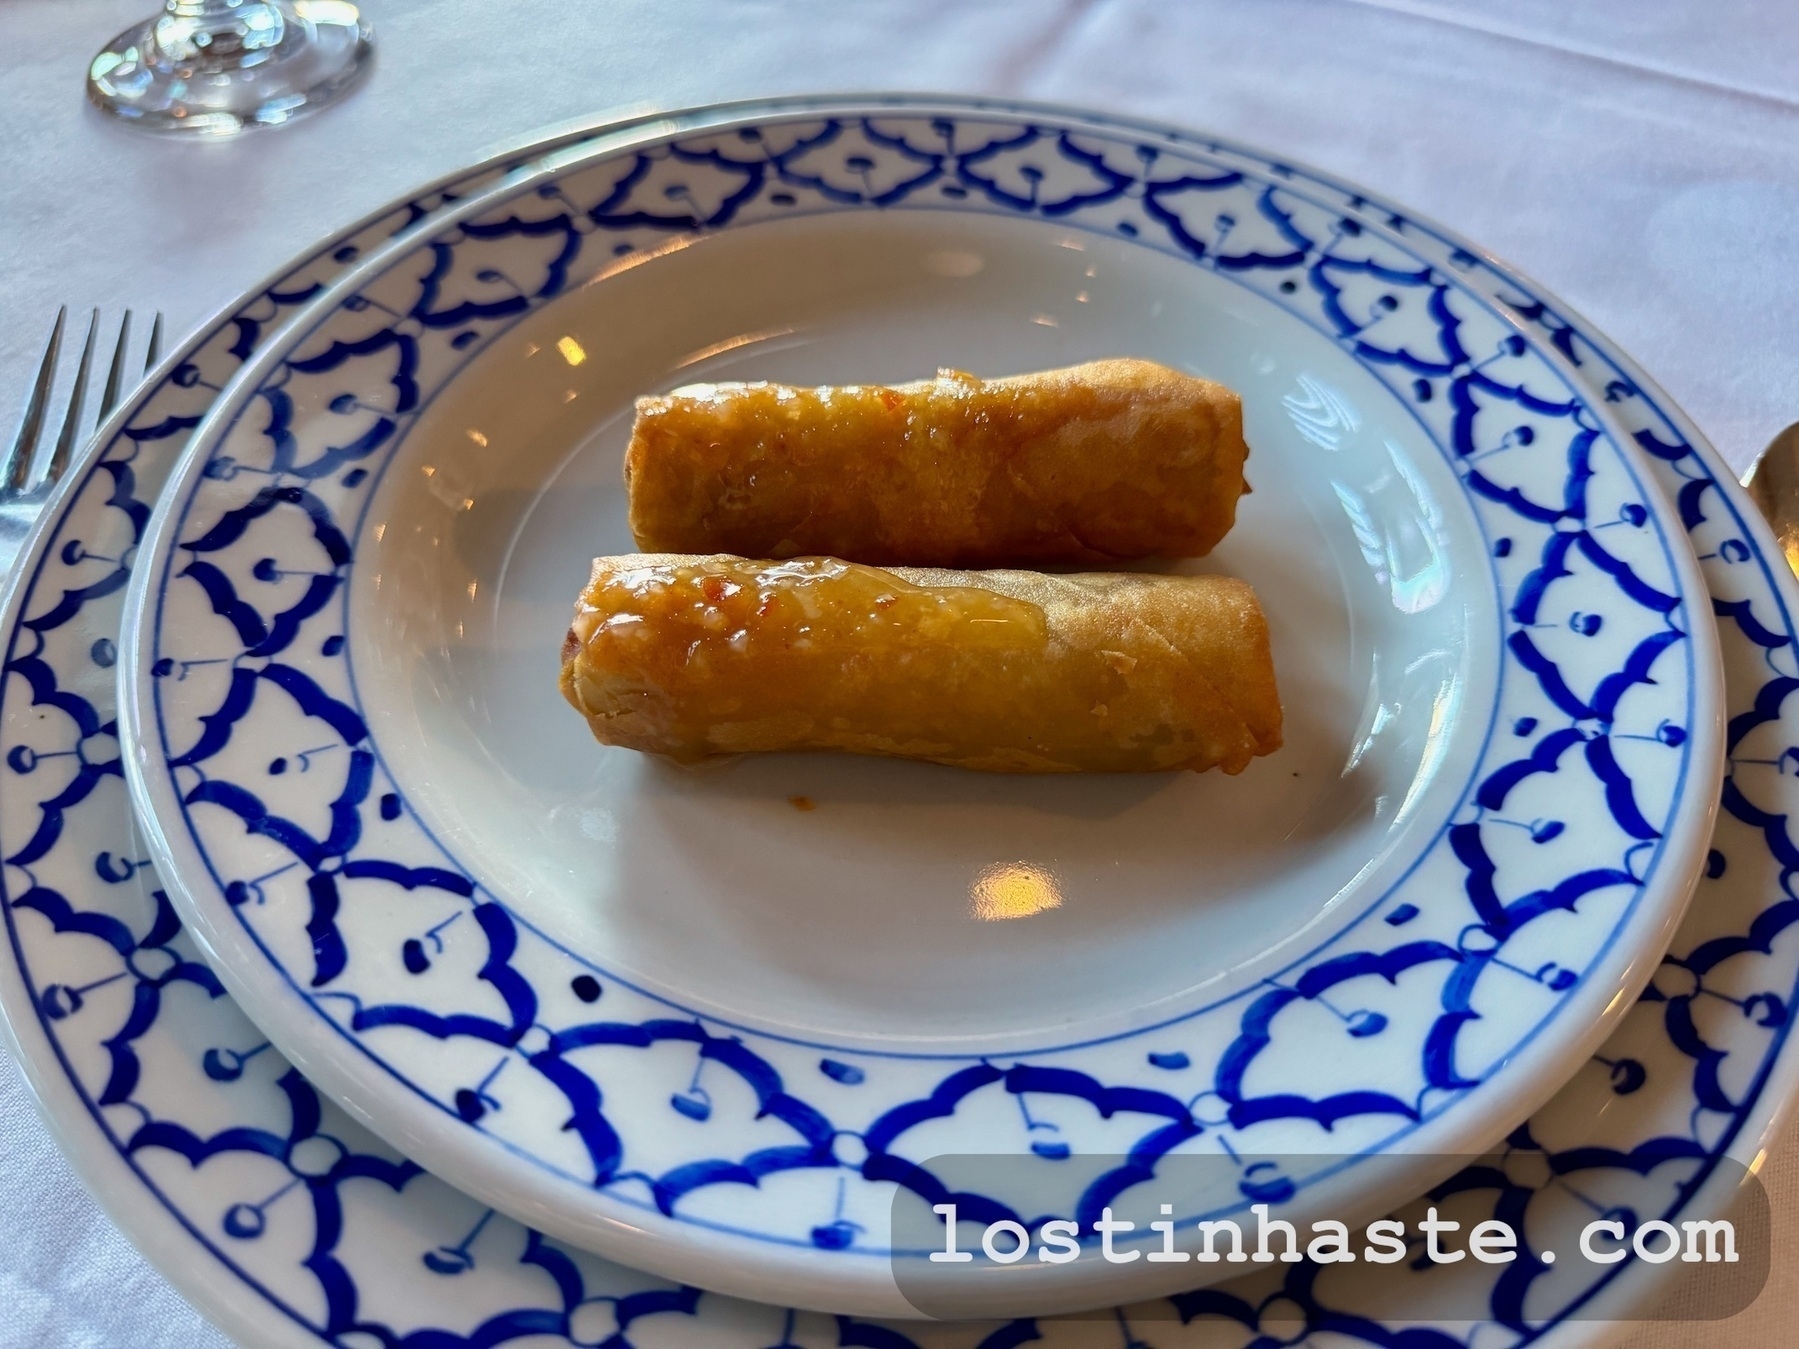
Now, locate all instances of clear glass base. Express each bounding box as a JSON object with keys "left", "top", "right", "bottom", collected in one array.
[{"left": 87, "top": 1, "right": 373, "bottom": 136}]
